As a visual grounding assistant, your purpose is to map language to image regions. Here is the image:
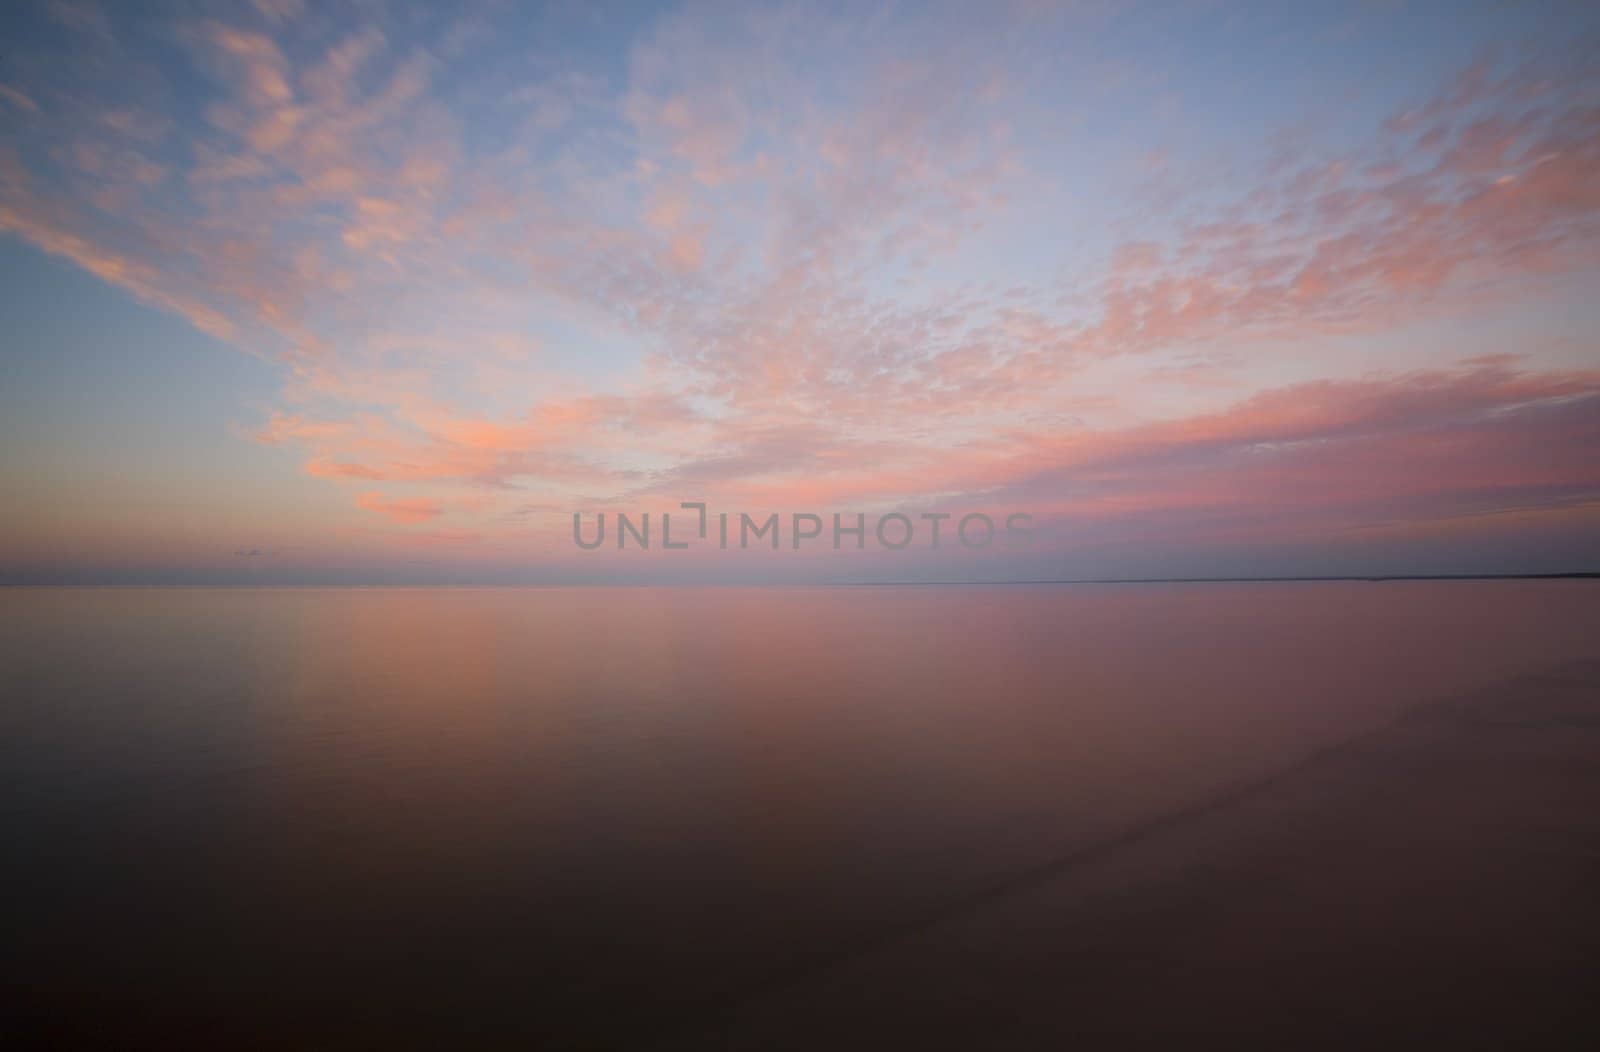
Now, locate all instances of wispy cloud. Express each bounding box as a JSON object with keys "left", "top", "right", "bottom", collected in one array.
[
  {"left": 355, "top": 492, "right": 444, "bottom": 524},
  {"left": 1, "top": 1, "right": 1596, "bottom": 574}
]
